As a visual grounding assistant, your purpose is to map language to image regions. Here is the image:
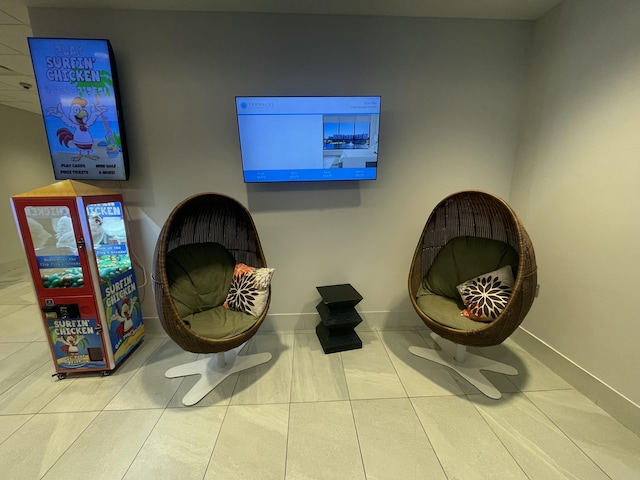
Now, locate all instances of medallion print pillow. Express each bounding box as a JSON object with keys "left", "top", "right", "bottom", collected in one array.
[
  {"left": 456, "top": 265, "right": 514, "bottom": 322},
  {"left": 224, "top": 263, "right": 275, "bottom": 317}
]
